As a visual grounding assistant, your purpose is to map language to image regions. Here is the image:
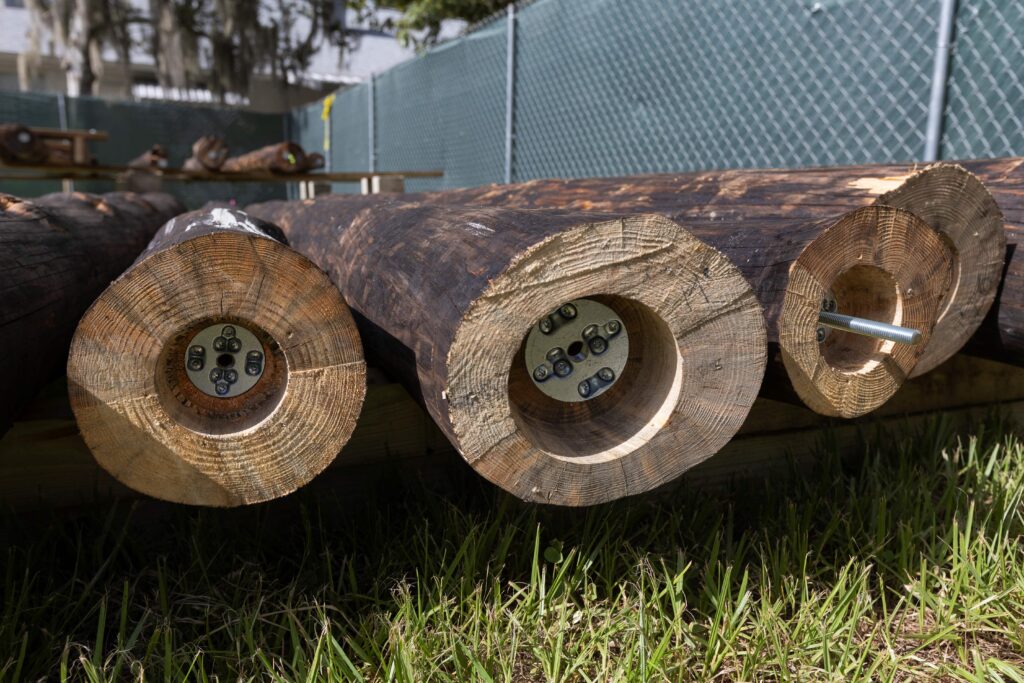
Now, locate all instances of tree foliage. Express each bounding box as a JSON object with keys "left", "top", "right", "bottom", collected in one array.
[
  {"left": 380, "top": 0, "right": 510, "bottom": 47},
  {"left": 19, "top": 0, "right": 510, "bottom": 99}
]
